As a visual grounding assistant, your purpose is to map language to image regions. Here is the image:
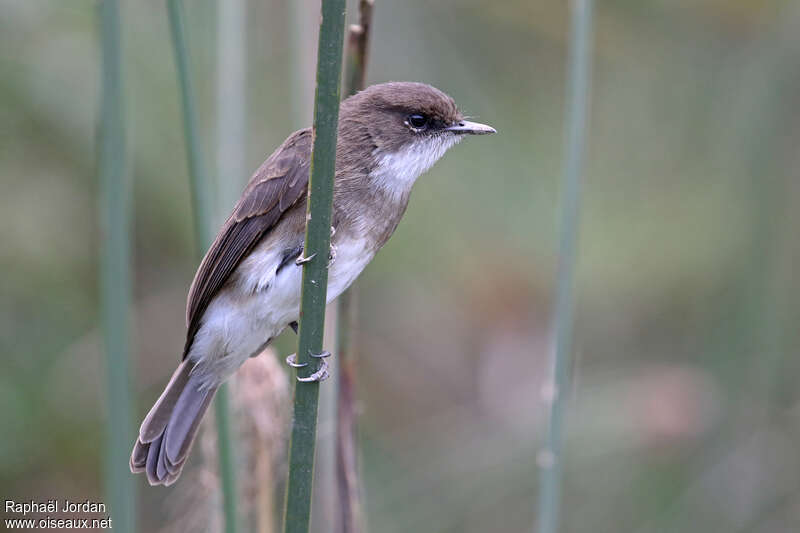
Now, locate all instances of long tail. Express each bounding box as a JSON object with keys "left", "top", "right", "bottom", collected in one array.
[{"left": 130, "top": 361, "right": 216, "bottom": 486}]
